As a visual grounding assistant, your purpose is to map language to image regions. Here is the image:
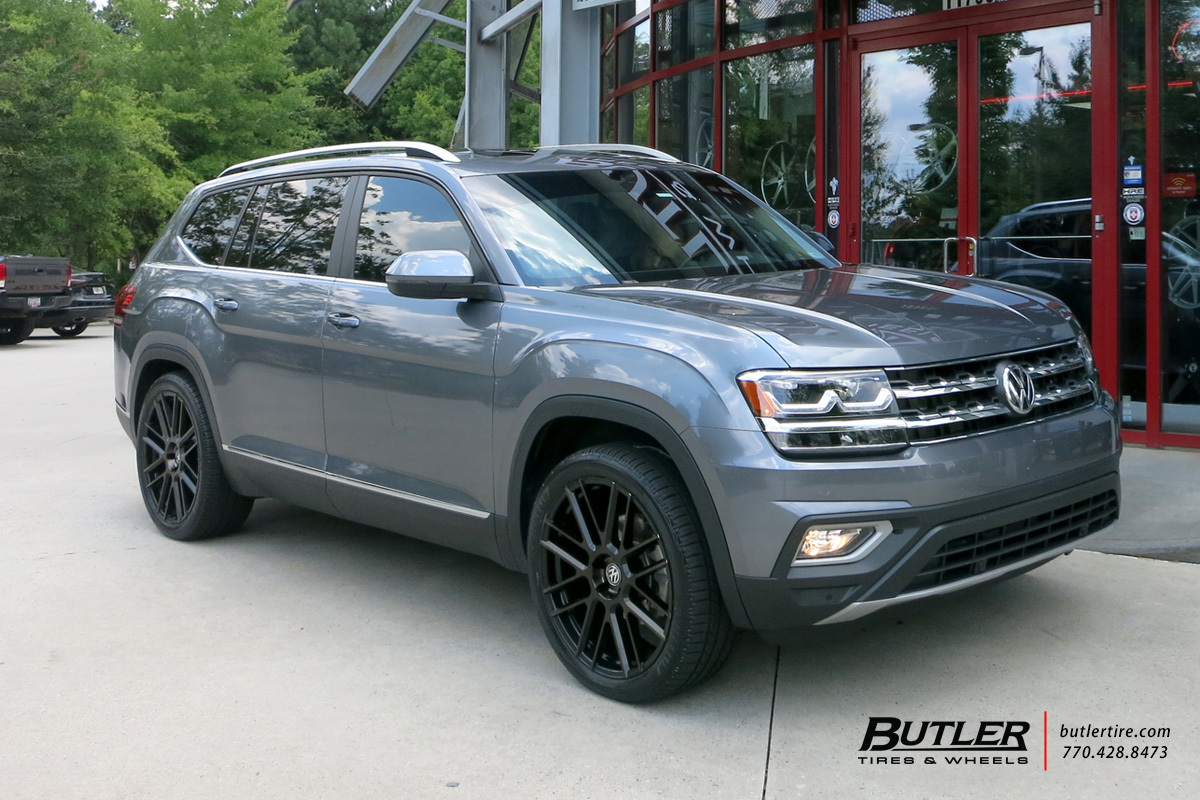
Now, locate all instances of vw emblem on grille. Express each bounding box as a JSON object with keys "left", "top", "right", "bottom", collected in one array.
[
  {"left": 997, "top": 362, "right": 1036, "bottom": 415},
  {"left": 604, "top": 563, "right": 623, "bottom": 587}
]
